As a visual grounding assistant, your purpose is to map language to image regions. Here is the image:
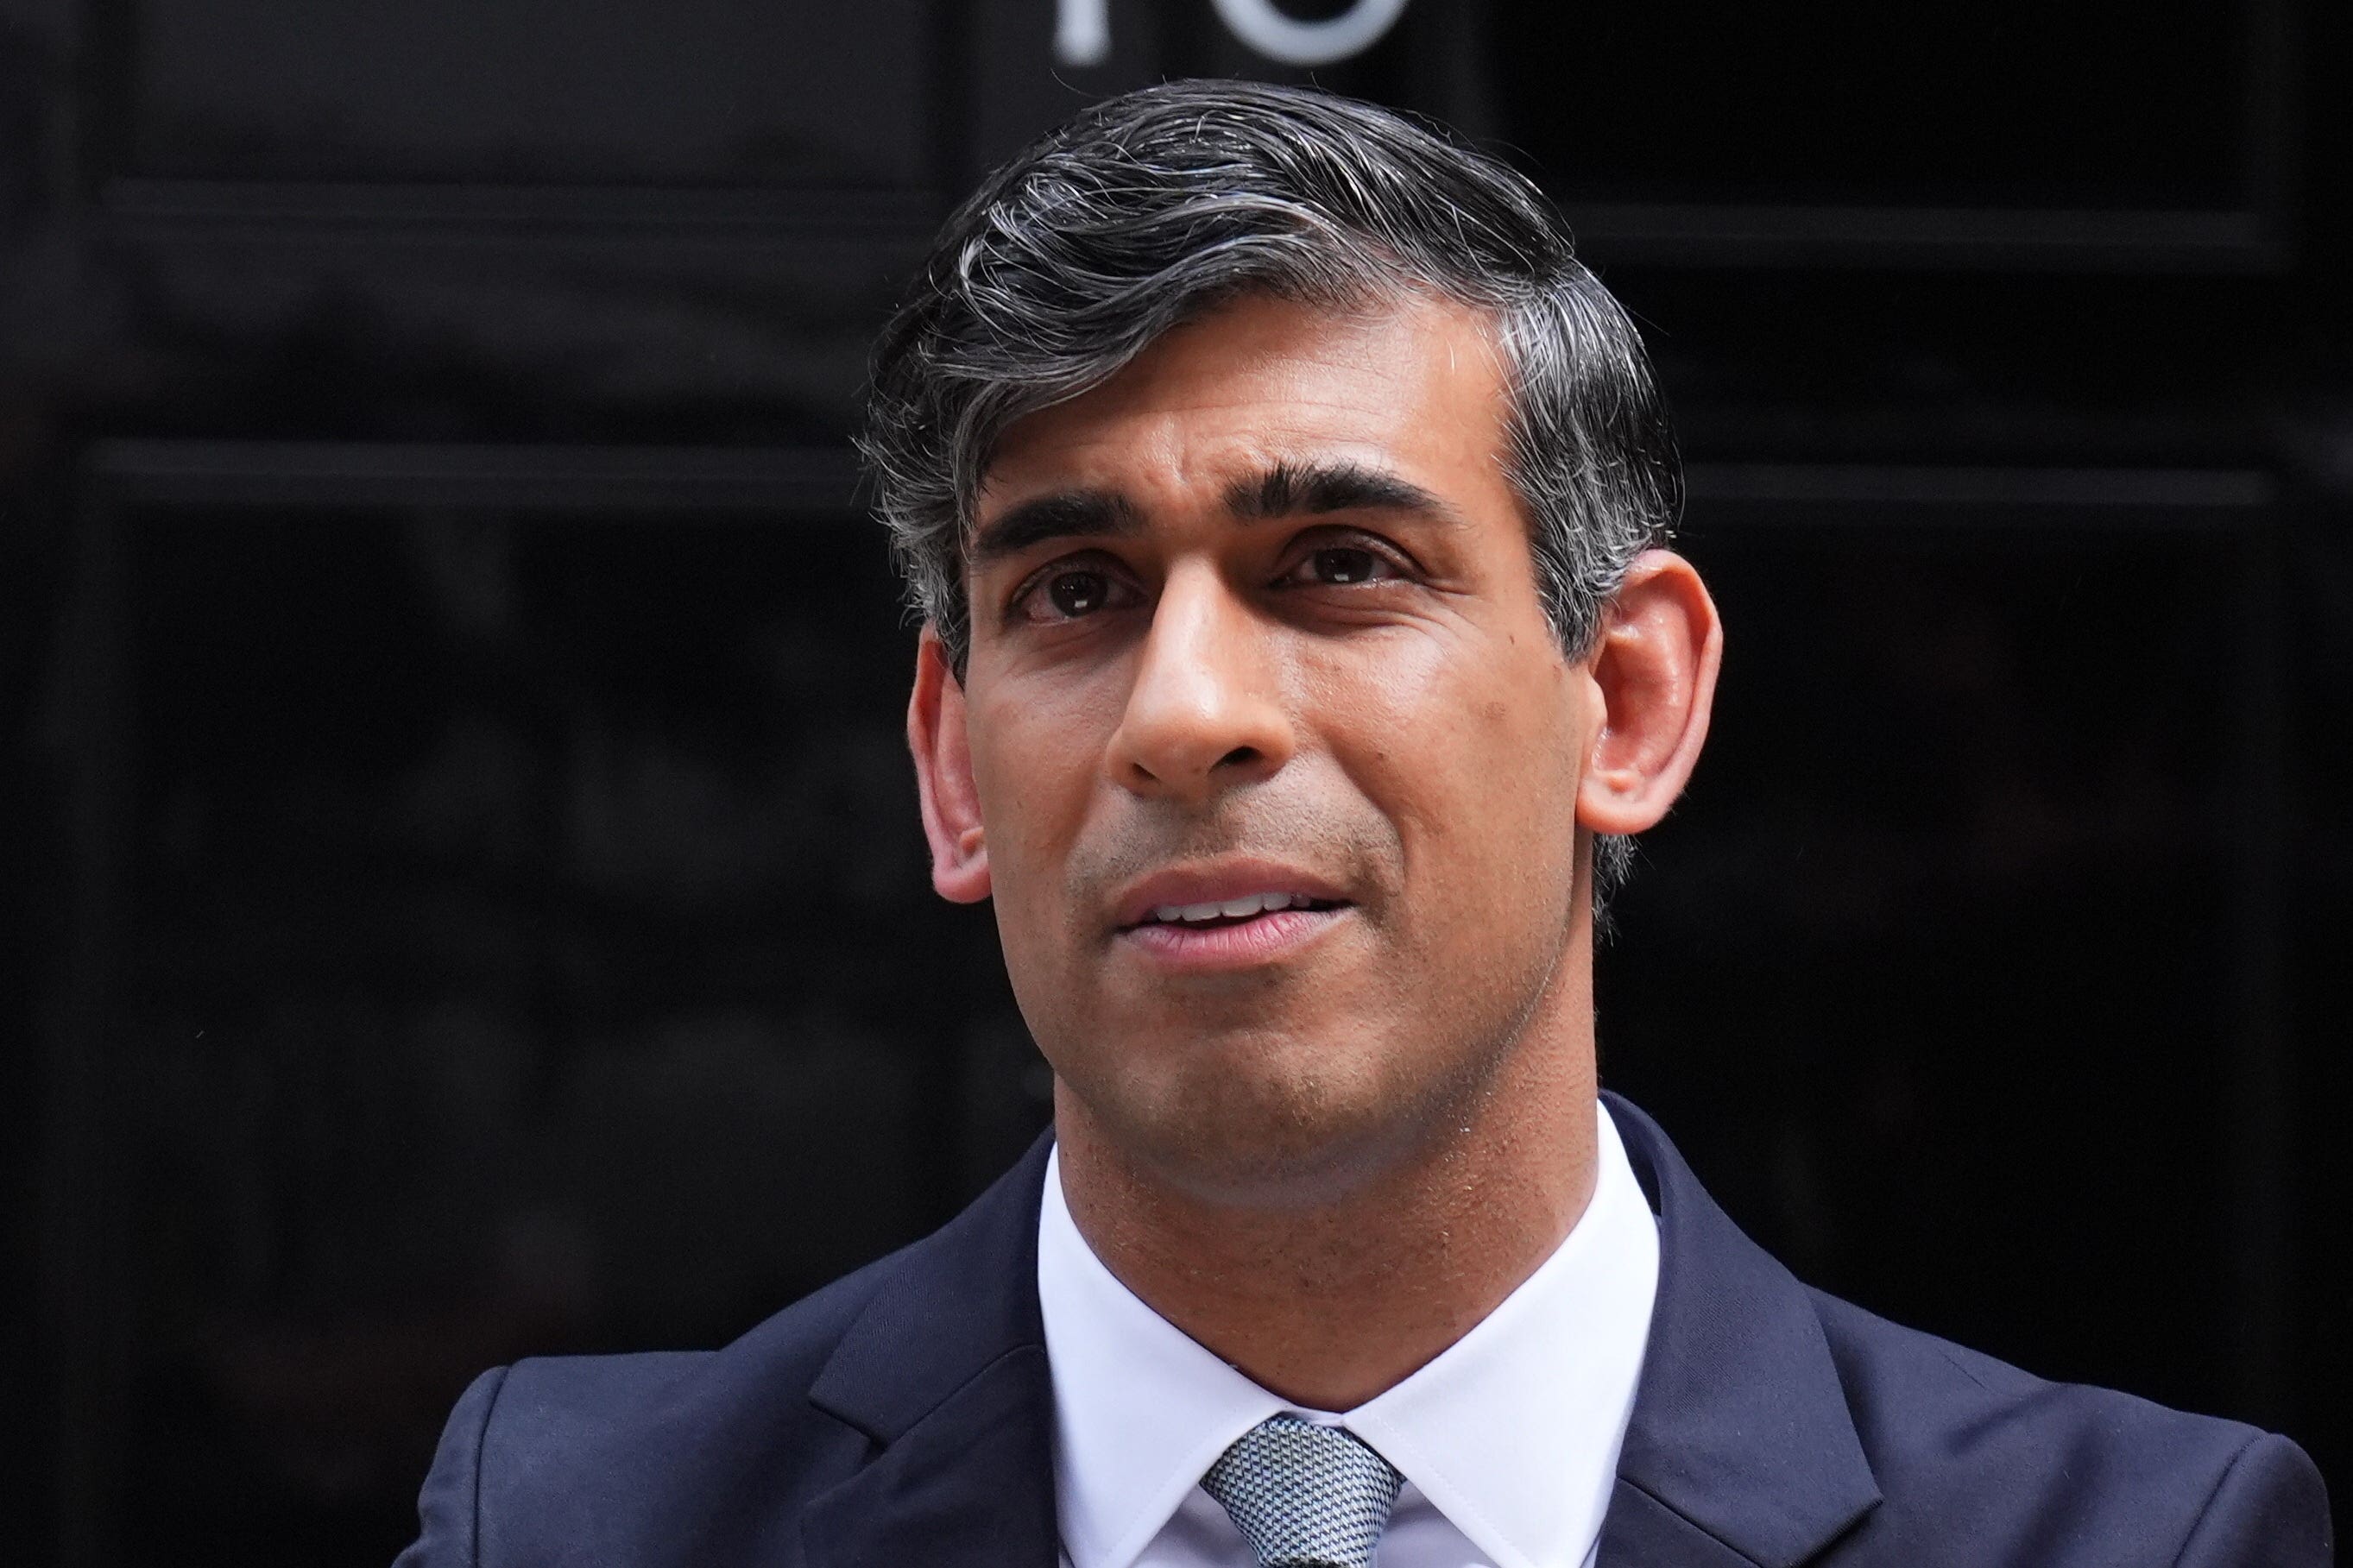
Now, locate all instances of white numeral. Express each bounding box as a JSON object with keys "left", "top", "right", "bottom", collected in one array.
[
  {"left": 1210, "top": 0, "right": 1412, "bottom": 66},
  {"left": 1055, "top": 0, "right": 1413, "bottom": 70},
  {"left": 1055, "top": 0, "right": 1112, "bottom": 66}
]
